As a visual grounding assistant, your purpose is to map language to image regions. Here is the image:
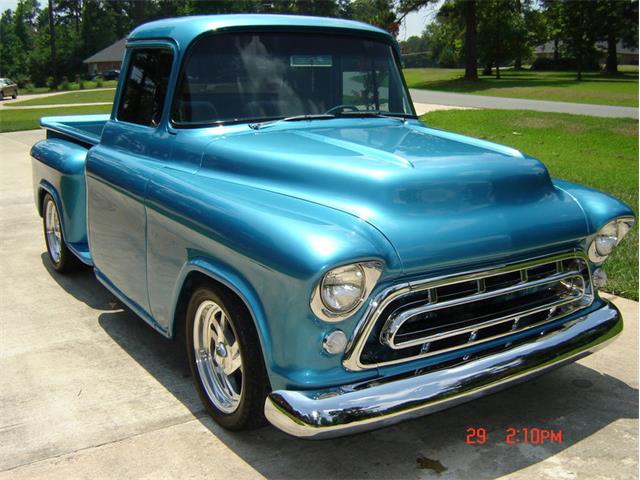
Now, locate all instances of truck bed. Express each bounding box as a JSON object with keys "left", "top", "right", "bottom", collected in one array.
[{"left": 40, "top": 114, "right": 109, "bottom": 146}]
